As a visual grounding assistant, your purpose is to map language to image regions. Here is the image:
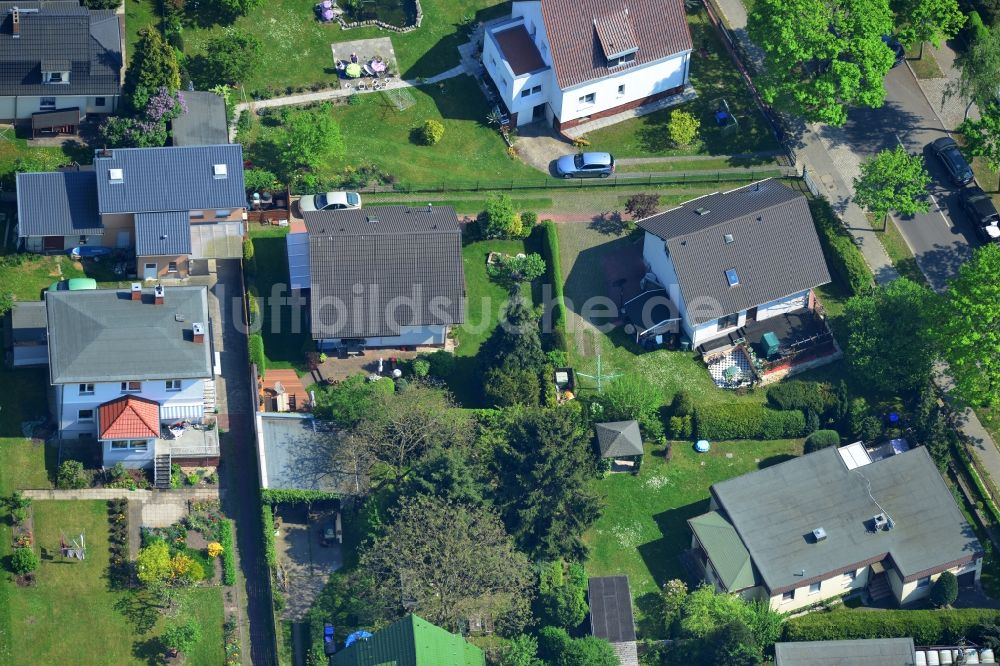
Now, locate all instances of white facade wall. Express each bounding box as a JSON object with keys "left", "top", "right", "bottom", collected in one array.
[
  {"left": 642, "top": 231, "right": 685, "bottom": 320},
  {"left": 0, "top": 94, "right": 117, "bottom": 121},
  {"left": 318, "top": 325, "right": 449, "bottom": 350},
  {"left": 57, "top": 379, "right": 206, "bottom": 436},
  {"left": 101, "top": 439, "right": 156, "bottom": 467},
  {"left": 768, "top": 567, "right": 868, "bottom": 612},
  {"left": 895, "top": 560, "right": 982, "bottom": 605},
  {"left": 756, "top": 290, "right": 811, "bottom": 321}
]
